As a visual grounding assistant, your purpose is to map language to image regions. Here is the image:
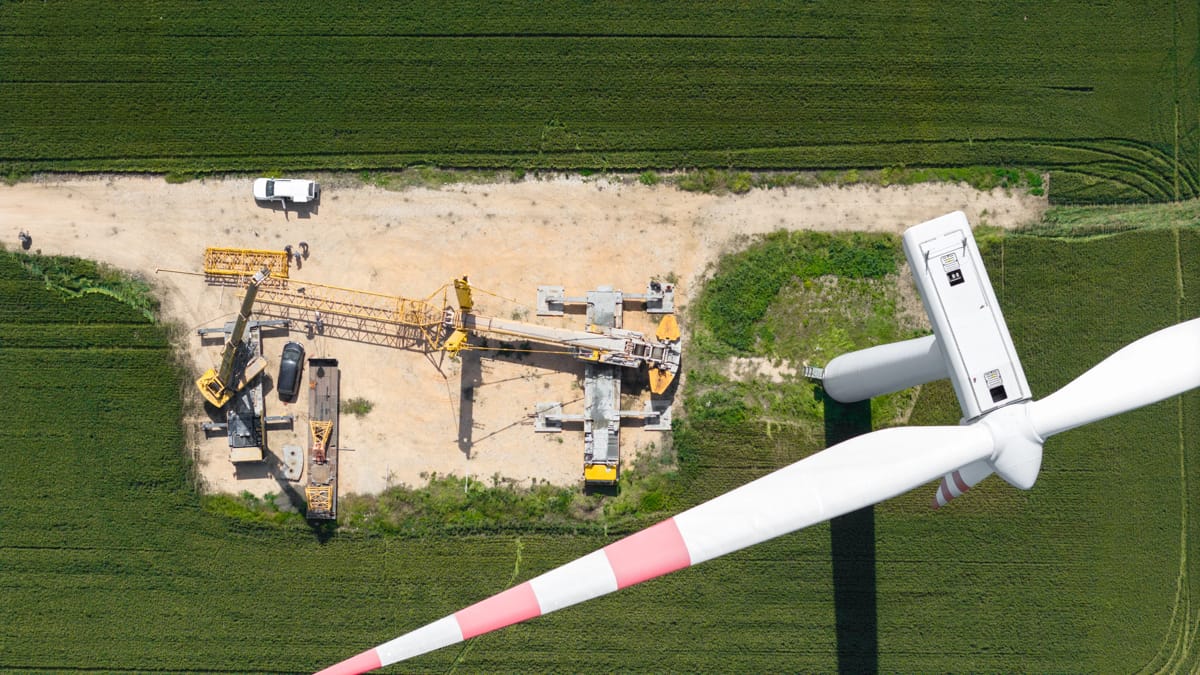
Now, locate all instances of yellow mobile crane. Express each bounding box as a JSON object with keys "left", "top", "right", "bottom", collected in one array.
[
  {"left": 446, "top": 277, "right": 680, "bottom": 486},
  {"left": 196, "top": 267, "right": 271, "bottom": 407},
  {"left": 445, "top": 277, "right": 682, "bottom": 394}
]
